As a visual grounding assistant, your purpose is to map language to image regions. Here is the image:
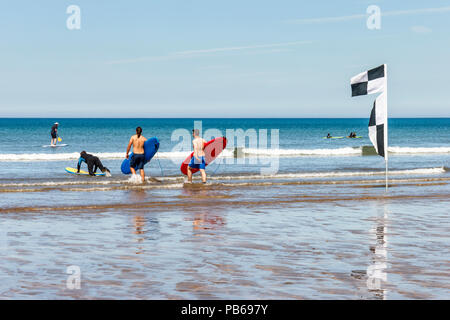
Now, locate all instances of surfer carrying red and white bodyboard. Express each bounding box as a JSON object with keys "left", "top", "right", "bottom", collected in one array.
[{"left": 187, "top": 129, "right": 207, "bottom": 183}]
